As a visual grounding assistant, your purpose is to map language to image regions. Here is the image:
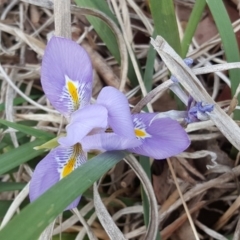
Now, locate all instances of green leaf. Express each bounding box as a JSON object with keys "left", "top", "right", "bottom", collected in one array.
[
  {"left": 0, "top": 139, "right": 46, "bottom": 175},
  {"left": 140, "top": 31, "right": 161, "bottom": 240},
  {"left": 207, "top": 0, "right": 240, "bottom": 119},
  {"left": 181, "top": 0, "right": 206, "bottom": 57},
  {"left": 149, "top": 0, "right": 181, "bottom": 55},
  {"left": 0, "top": 201, "right": 12, "bottom": 218},
  {"left": 0, "top": 119, "right": 54, "bottom": 139},
  {"left": 75, "top": 0, "right": 139, "bottom": 86},
  {"left": 52, "top": 233, "right": 76, "bottom": 240},
  {"left": 144, "top": 31, "right": 157, "bottom": 93},
  {"left": 0, "top": 183, "right": 26, "bottom": 192},
  {"left": 0, "top": 151, "right": 127, "bottom": 240}
]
